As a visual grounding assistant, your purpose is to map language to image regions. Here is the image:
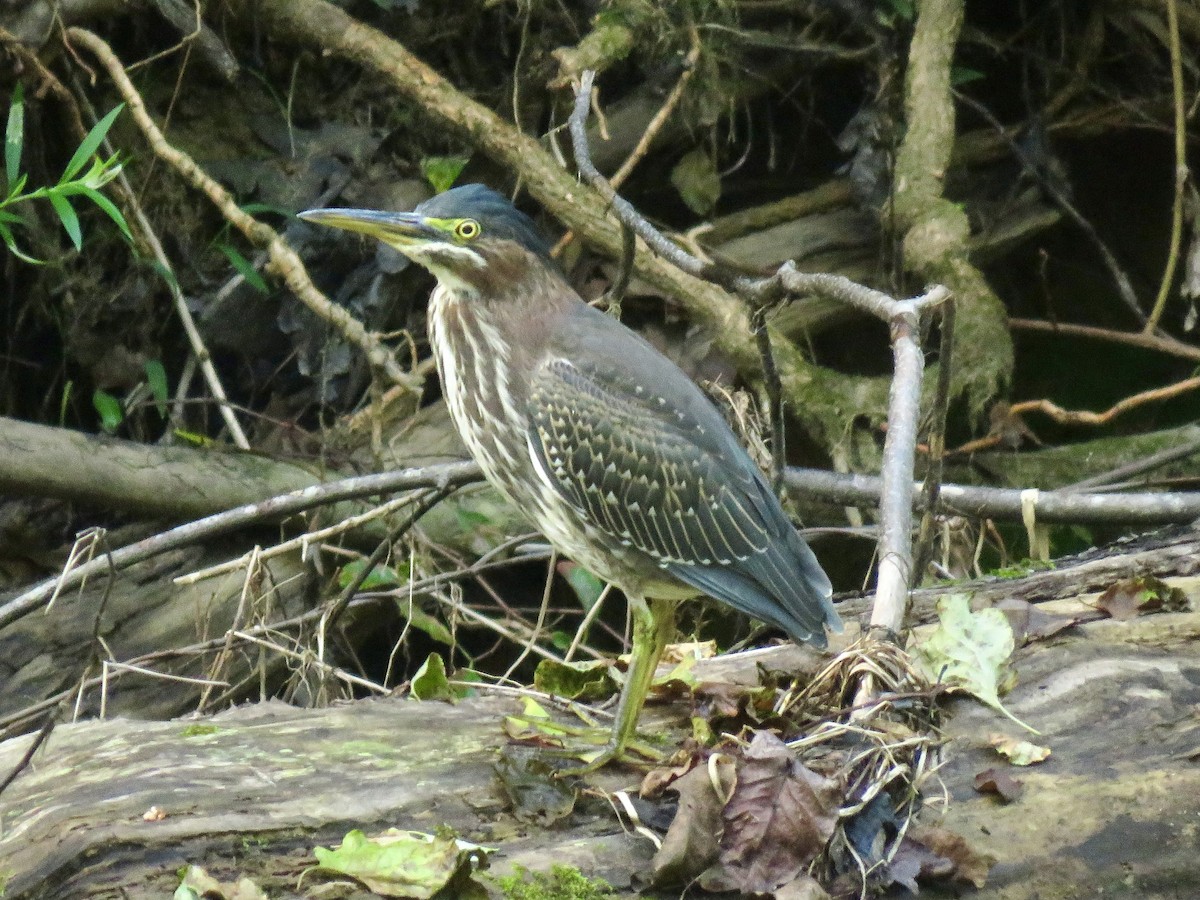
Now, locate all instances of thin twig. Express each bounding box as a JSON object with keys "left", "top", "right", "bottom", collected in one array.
[
  {"left": 550, "top": 32, "right": 701, "bottom": 259},
  {"left": 0, "top": 710, "right": 57, "bottom": 798},
  {"left": 501, "top": 551, "right": 557, "bottom": 683},
  {"left": 783, "top": 466, "right": 1200, "bottom": 525},
  {"left": 1009, "top": 318, "right": 1200, "bottom": 363},
  {"left": 1009, "top": 374, "right": 1200, "bottom": 426},
  {"left": 752, "top": 305, "right": 786, "bottom": 492},
  {"left": 1144, "top": 0, "right": 1190, "bottom": 333},
  {"left": 913, "top": 299, "right": 956, "bottom": 579},
  {"left": 176, "top": 491, "right": 425, "bottom": 585}
]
